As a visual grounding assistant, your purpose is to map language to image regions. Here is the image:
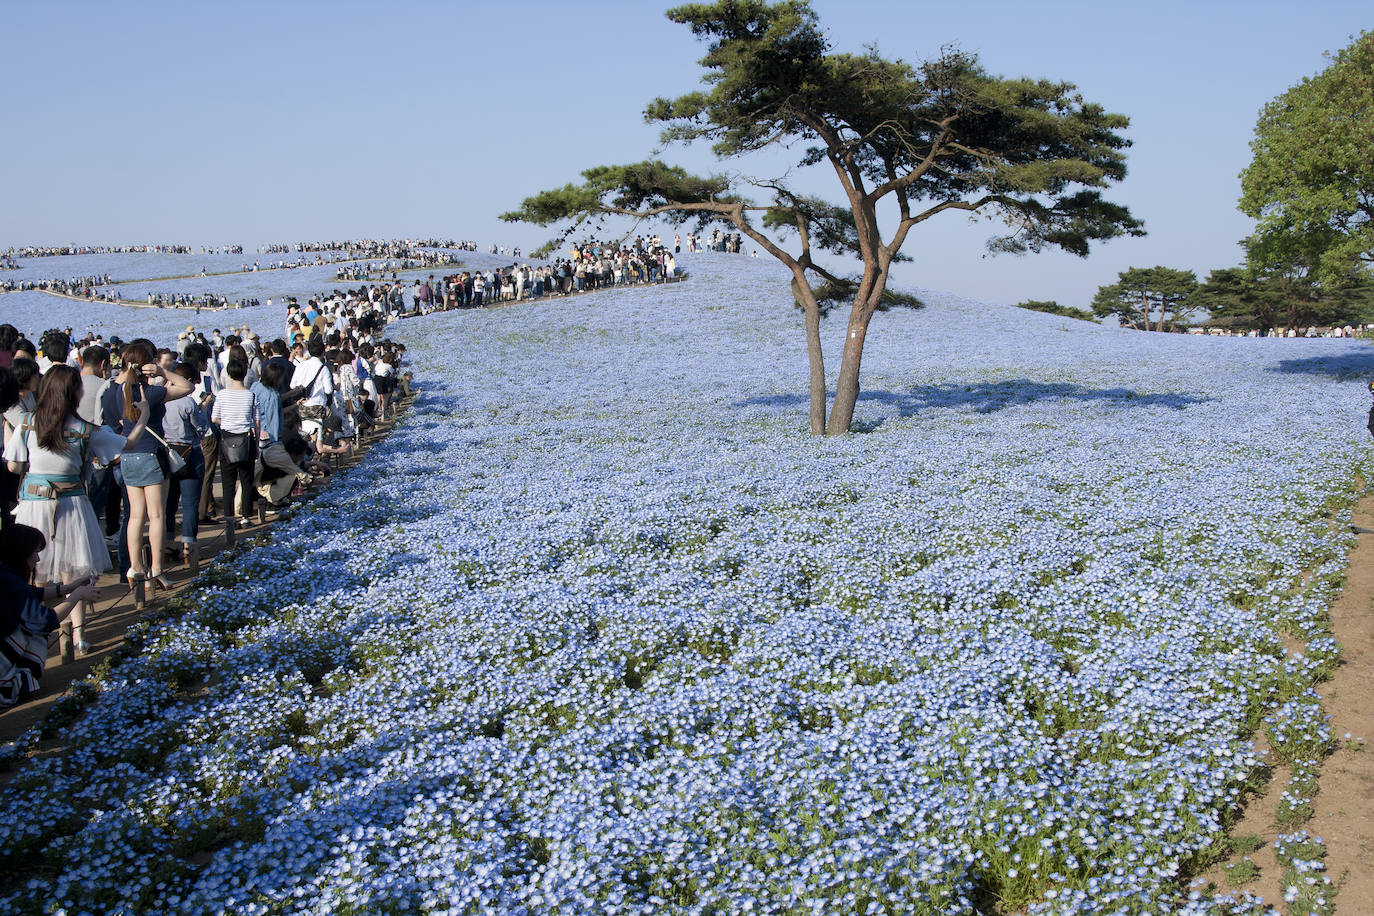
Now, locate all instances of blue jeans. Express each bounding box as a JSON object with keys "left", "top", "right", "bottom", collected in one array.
[{"left": 164, "top": 446, "right": 204, "bottom": 544}]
